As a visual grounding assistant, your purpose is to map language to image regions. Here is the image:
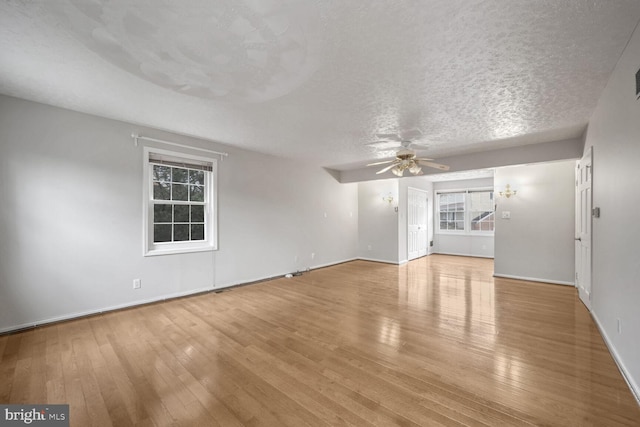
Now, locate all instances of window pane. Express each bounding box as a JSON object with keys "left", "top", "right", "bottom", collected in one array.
[
  {"left": 440, "top": 221, "right": 447, "bottom": 229},
  {"left": 191, "top": 205, "right": 205, "bottom": 222},
  {"left": 189, "top": 170, "right": 205, "bottom": 185},
  {"left": 191, "top": 224, "right": 204, "bottom": 241},
  {"left": 174, "top": 205, "right": 189, "bottom": 222},
  {"left": 153, "top": 165, "right": 171, "bottom": 182},
  {"left": 470, "top": 191, "right": 495, "bottom": 232},
  {"left": 153, "top": 182, "right": 171, "bottom": 200},
  {"left": 471, "top": 191, "right": 494, "bottom": 211},
  {"left": 439, "top": 195, "right": 448, "bottom": 211},
  {"left": 172, "top": 168, "right": 188, "bottom": 183},
  {"left": 455, "top": 221, "right": 464, "bottom": 230},
  {"left": 174, "top": 224, "right": 189, "bottom": 241},
  {"left": 172, "top": 184, "right": 188, "bottom": 201},
  {"left": 154, "top": 204, "right": 172, "bottom": 223},
  {"left": 154, "top": 224, "right": 172, "bottom": 242},
  {"left": 190, "top": 185, "right": 204, "bottom": 202}
]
